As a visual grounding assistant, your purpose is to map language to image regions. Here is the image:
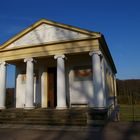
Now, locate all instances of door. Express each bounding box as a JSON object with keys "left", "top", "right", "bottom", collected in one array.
[{"left": 47, "top": 68, "right": 57, "bottom": 108}]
